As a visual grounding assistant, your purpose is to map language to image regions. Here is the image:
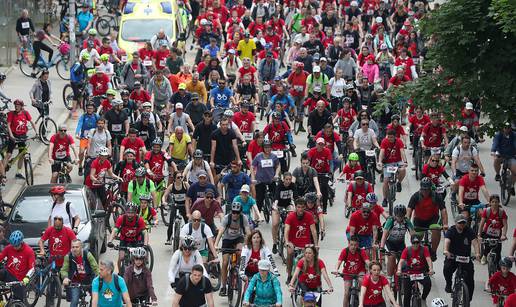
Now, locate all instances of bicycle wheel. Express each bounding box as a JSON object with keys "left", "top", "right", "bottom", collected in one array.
[
  {"left": 96, "top": 17, "right": 112, "bottom": 36},
  {"left": 62, "top": 84, "right": 74, "bottom": 110},
  {"left": 56, "top": 57, "right": 71, "bottom": 80},
  {"left": 24, "top": 154, "right": 34, "bottom": 186},
  {"left": 45, "top": 275, "right": 62, "bottom": 307},
  {"left": 144, "top": 245, "right": 155, "bottom": 272},
  {"left": 263, "top": 197, "right": 271, "bottom": 224},
  {"left": 172, "top": 219, "right": 182, "bottom": 252},
  {"left": 39, "top": 117, "right": 57, "bottom": 145}
]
